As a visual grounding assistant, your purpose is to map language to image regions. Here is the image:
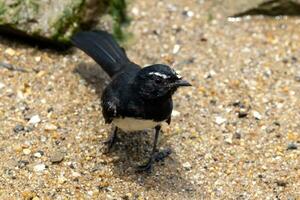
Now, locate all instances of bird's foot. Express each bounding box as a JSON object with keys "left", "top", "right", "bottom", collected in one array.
[
  {"left": 103, "top": 130, "right": 118, "bottom": 153},
  {"left": 136, "top": 158, "right": 153, "bottom": 172},
  {"left": 136, "top": 148, "right": 172, "bottom": 172}
]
